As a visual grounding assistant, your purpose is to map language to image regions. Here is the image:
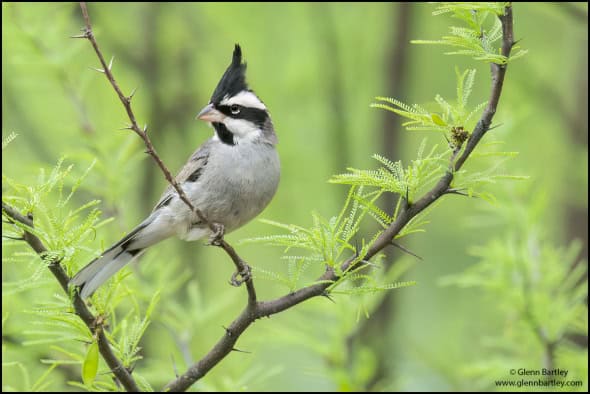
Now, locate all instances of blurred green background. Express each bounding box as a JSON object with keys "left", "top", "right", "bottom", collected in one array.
[{"left": 2, "top": 2, "right": 587, "bottom": 392}]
